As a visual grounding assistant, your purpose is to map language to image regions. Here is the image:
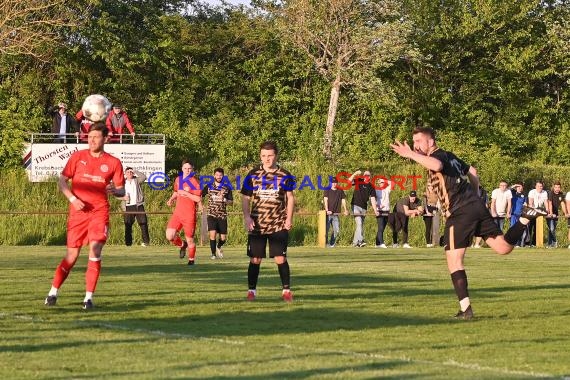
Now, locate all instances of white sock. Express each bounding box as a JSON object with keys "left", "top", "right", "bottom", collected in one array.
[
  {"left": 248, "top": 289, "right": 256, "bottom": 295},
  {"left": 48, "top": 286, "right": 58, "bottom": 297},
  {"left": 460, "top": 297, "right": 471, "bottom": 312},
  {"left": 282, "top": 289, "right": 291, "bottom": 294},
  {"left": 84, "top": 292, "right": 93, "bottom": 302}
]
